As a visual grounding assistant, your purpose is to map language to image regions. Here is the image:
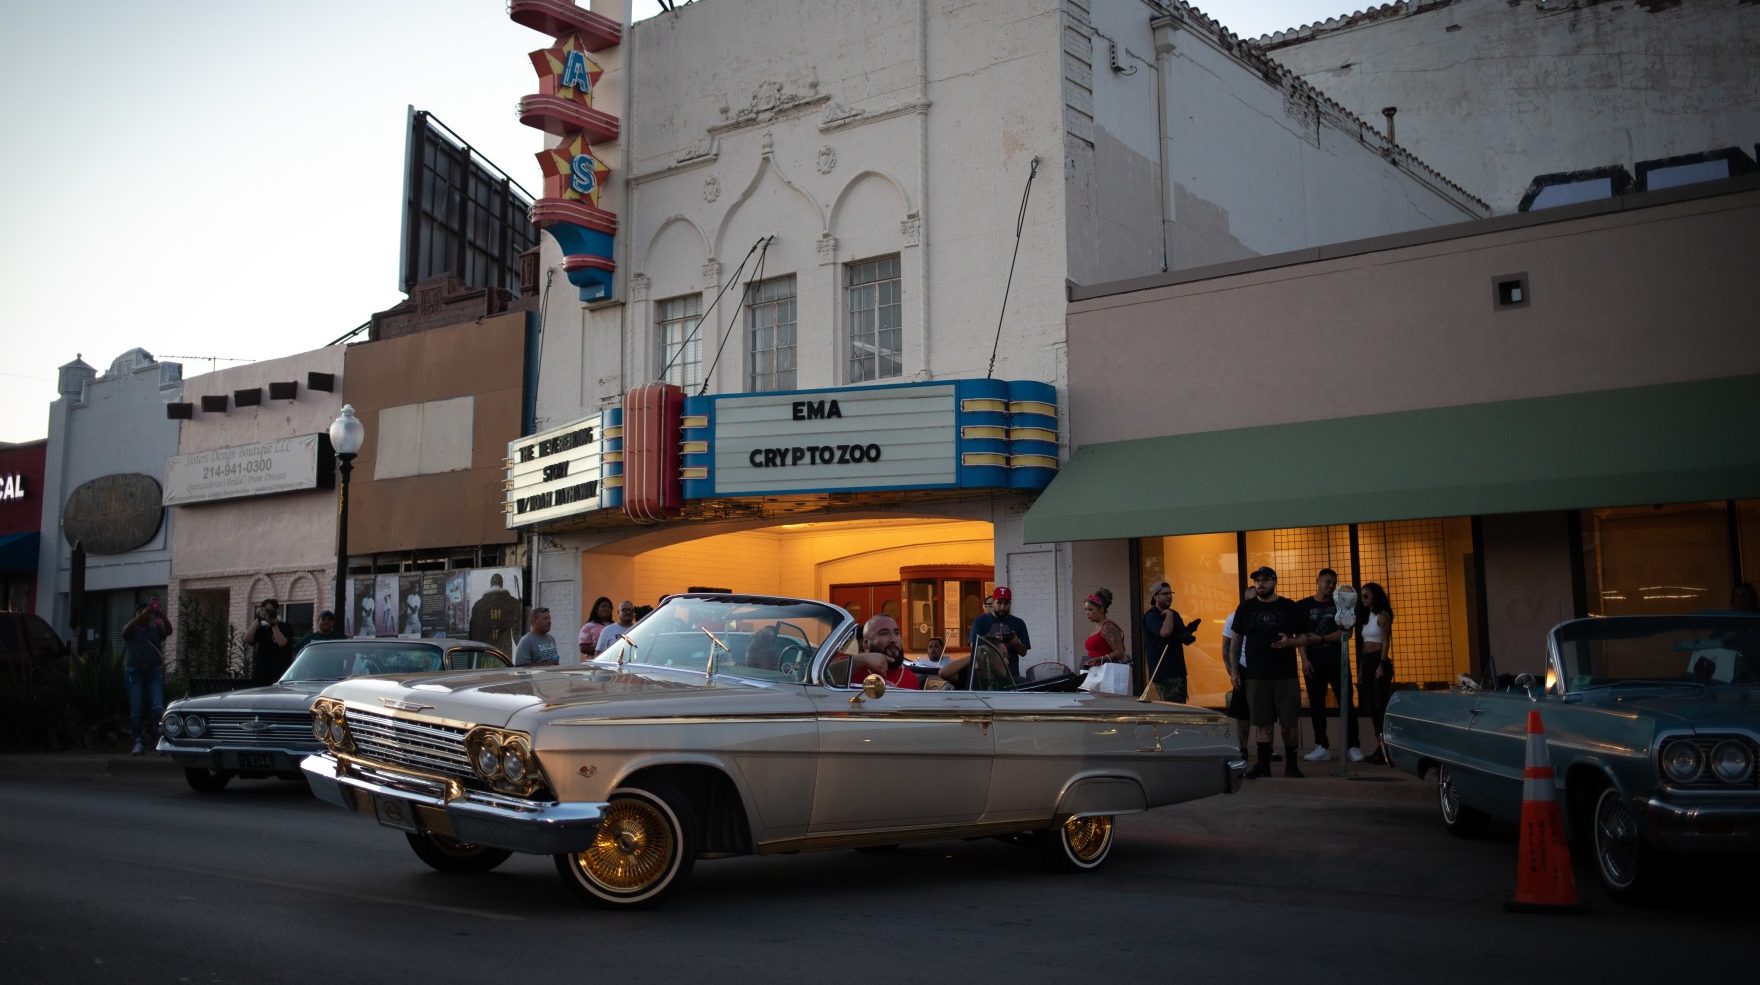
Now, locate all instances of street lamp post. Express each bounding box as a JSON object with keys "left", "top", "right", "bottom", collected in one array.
[{"left": 328, "top": 405, "right": 365, "bottom": 624}]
